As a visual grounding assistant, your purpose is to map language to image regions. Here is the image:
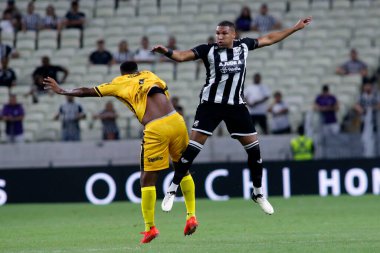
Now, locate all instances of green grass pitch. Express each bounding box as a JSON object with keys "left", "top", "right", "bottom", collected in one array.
[{"left": 1, "top": 195, "right": 379, "bottom": 253}]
